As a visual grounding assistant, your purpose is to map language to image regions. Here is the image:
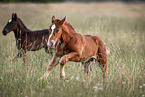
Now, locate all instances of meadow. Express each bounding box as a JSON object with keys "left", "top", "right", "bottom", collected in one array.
[{"left": 0, "top": 2, "right": 145, "bottom": 97}]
